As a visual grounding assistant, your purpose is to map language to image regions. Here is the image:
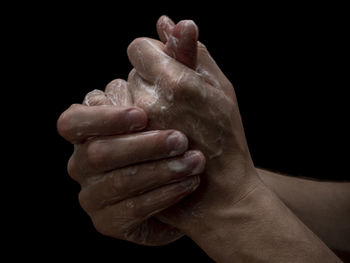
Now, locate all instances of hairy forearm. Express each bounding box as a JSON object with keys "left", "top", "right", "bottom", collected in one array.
[
  {"left": 258, "top": 168, "right": 350, "bottom": 252},
  {"left": 183, "top": 182, "right": 341, "bottom": 262}
]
